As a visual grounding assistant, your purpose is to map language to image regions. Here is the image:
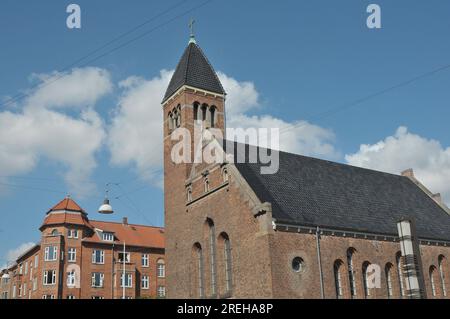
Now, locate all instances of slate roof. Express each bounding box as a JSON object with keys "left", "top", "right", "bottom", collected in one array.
[
  {"left": 162, "top": 42, "right": 225, "bottom": 103},
  {"left": 228, "top": 142, "right": 450, "bottom": 241}
]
